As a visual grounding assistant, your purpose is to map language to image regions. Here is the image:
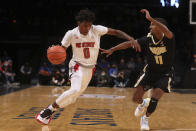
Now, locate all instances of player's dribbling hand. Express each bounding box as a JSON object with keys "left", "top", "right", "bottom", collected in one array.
[
  {"left": 100, "top": 48, "right": 113, "bottom": 57},
  {"left": 141, "top": 9, "right": 152, "bottom": 21}
]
